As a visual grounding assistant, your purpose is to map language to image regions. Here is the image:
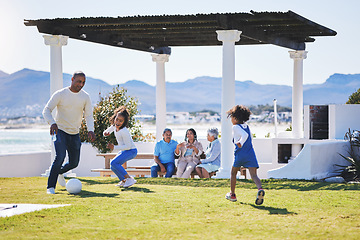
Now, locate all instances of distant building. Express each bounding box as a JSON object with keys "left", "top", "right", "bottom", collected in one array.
[{"left": 134, "top": 115, "right": 155, "bottom": 122}]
